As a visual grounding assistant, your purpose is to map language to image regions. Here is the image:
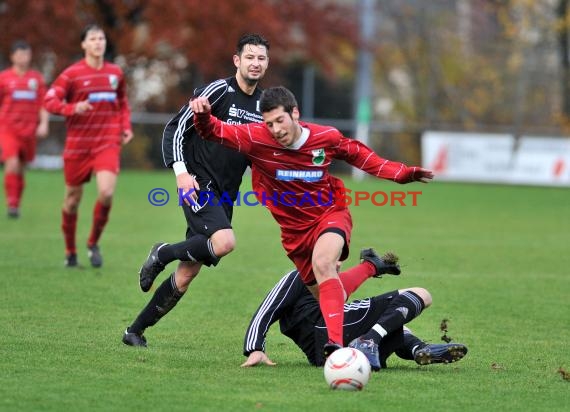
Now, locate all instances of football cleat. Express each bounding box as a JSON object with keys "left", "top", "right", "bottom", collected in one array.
[
  {"left": 139, "top": 242, "right": 167, "bottom": 292},
  {"left": 7, "top": 207, "right": 20, "bottom": 219},
  {"left": 65, "top": 253, "right": 78, "bottom": 268},
  {"left": 414, "top": 343, "right": 468, "bottom": 365},
  {"left": 87, "top": 245, "right": 103, "bottom": 268},
  {"left": 122, "top": 328, "right": 147, "bottom": 347},
  {"left": 360, "top": 248, "right": 401, "bottom": 277},
  {"left": 349, "top": 337, "right": 381, "bottom": 371},
  {"left": 323, "top": 341, "right": 343, "bottom": 360}
]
